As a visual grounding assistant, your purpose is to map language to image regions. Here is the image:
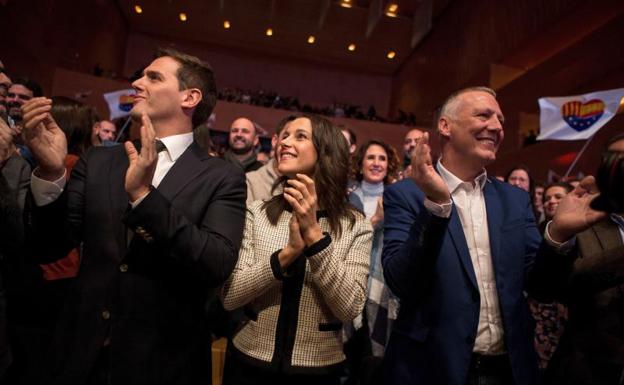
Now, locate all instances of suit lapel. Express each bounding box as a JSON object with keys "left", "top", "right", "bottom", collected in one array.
[
  {"left": 483, "top": 181, "right": 502, "bottom": 273},
  {"left": 109, "top": 147, "right": 130, "bottom": 257},
  {"left": 593, "top": 219, "right": 623, "bottom": 250},
  {"left": 155, "top": 142, "right": 210, "bottom": 202},
  {"left": 447, "top": 205, "right": 479, "bottom": 290}
]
